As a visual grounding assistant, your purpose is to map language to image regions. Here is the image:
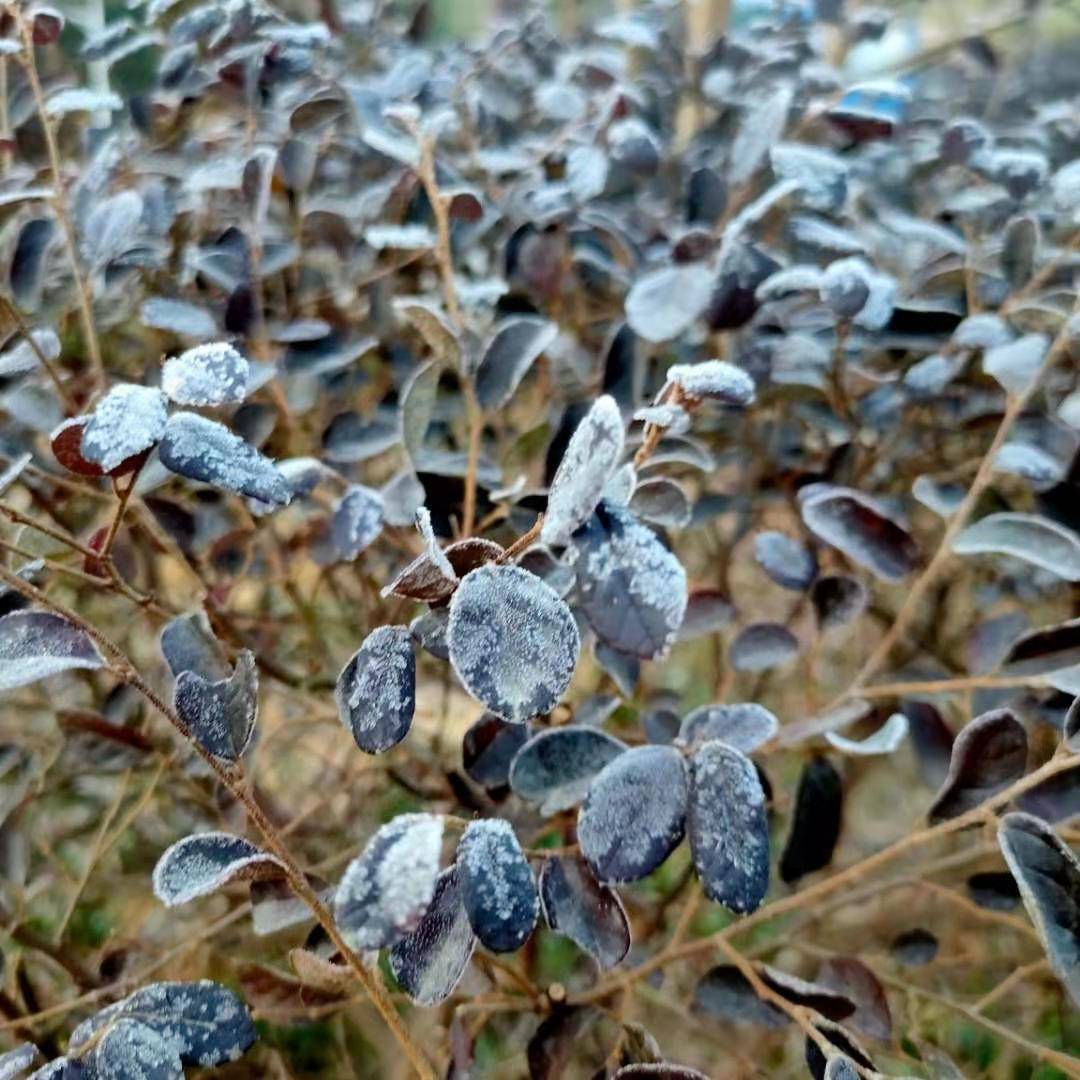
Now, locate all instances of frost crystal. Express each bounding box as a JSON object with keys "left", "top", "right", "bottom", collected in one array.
[
  {"left": 678, "top": 703, "right": 779, "bottom": 753},
  {"left": 578, "top": 745, "right": 688, "bottom": 884},
  {"left": 152, "top": 831, "right": 284, "bottom": 907},
  {"left": 448, "top": 564, "right": 580, "bottom": 724},
  {"left": 335, "top": 813, "right": 444, "bottom": 950},
  {"left": 159, "top": 412, "right": 292, "bottom": 505},
  {"left": 81, "top": 384, "right": 168, "bottom": 472},
  {"left": 826, "top": 712, "right": 908, "bottom": 756},
  {"left": 0, "top": 611, "right": 104, "bottom": 691},
  {"left": 162, "top": 341, "right": 250, "bottom": 406},
  {"left": 541, "top": 395, "right": 625, "bottom": 547},
  {"left": 334, "top": 625, "right": 416, "bottom": 753},
  {"left": 456, "top": 820, "right": 538, "bottom": 952}
]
